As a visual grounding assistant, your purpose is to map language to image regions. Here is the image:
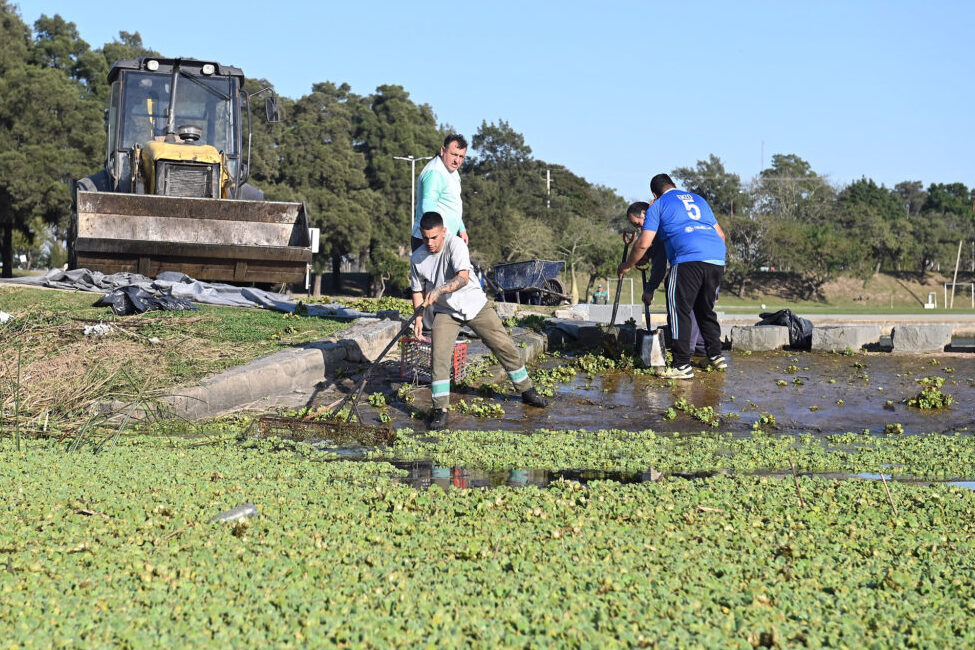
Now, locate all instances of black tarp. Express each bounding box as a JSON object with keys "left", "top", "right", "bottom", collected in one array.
[
  {"left": 756, "top": 309, "right": 813, "bottom": 349},
  {"left": 94, "top": 285, "right": 199, "bottom": 316}
]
